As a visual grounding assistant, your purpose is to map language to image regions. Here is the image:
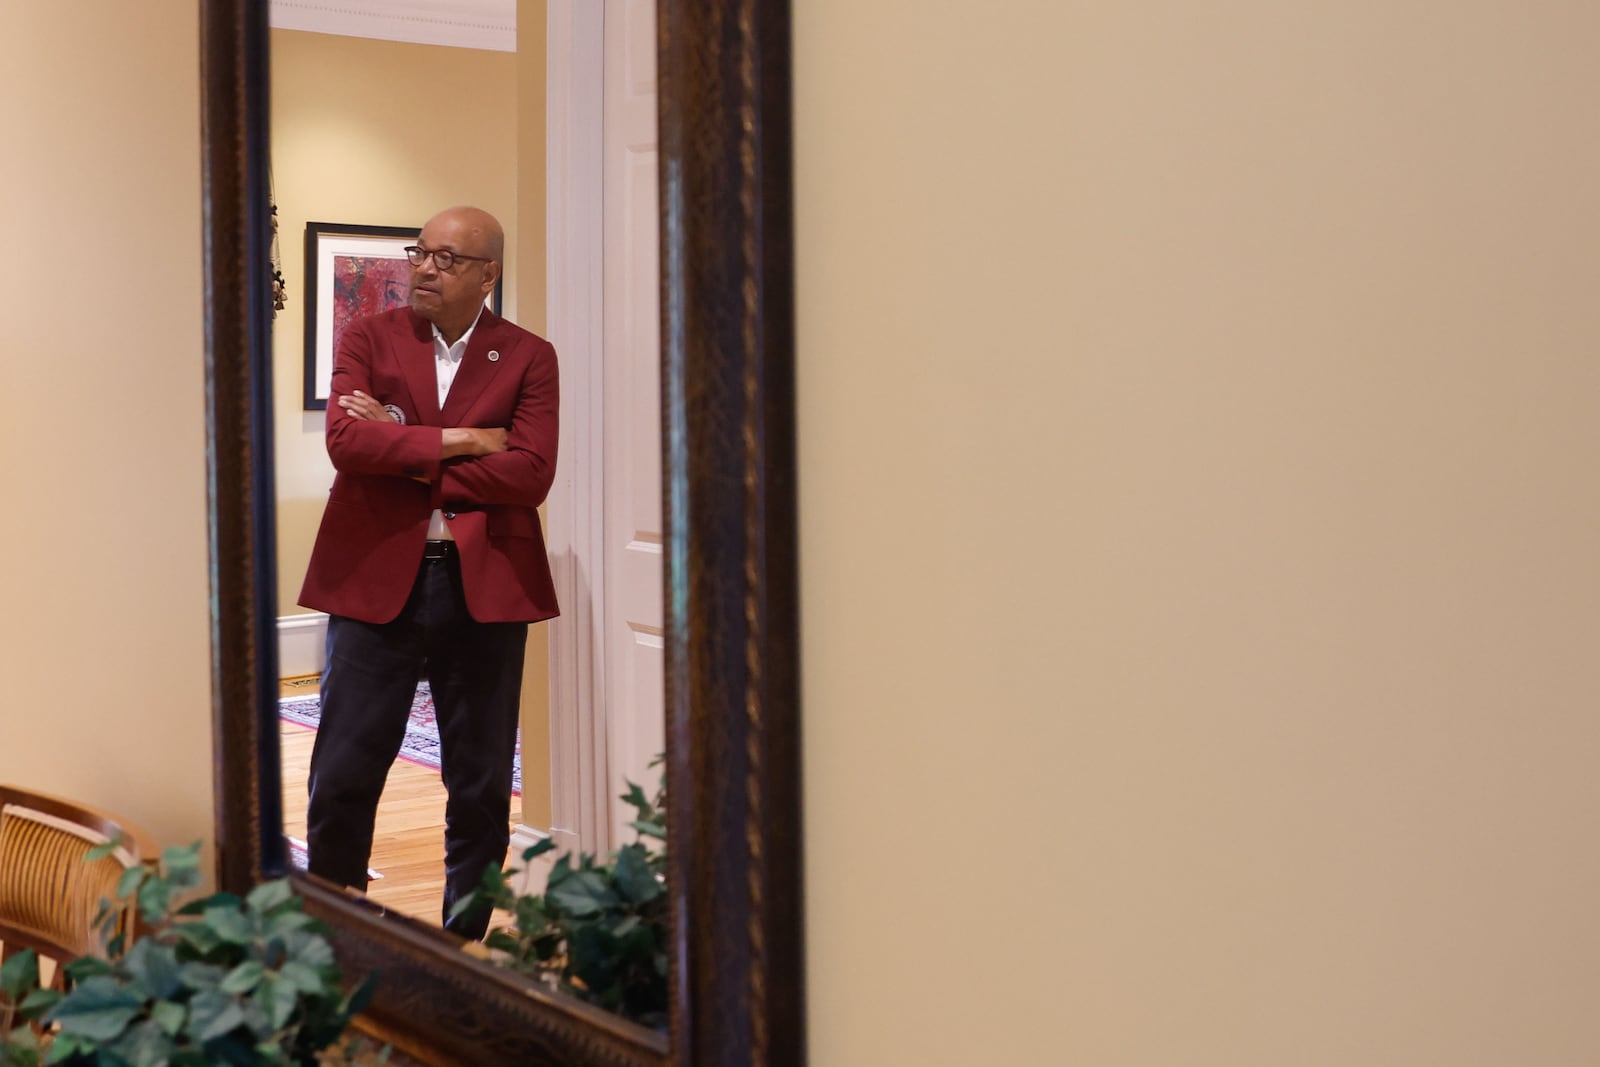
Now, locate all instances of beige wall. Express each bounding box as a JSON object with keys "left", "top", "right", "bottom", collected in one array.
[
  {"left": 517, "top": 0, "right": 549, "bottom": 337},
  {"left": 515, "top": 2, "right": 552, "bottom": 829},
  {"left": 798, "top": 3, "right": 1600, "bottom": 1065},
  {"left": 0, "top": 2, "right": 213, "bottom": 851},
  {"left": 270, "top": 28, "right": 552, "bottom": 826}
]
